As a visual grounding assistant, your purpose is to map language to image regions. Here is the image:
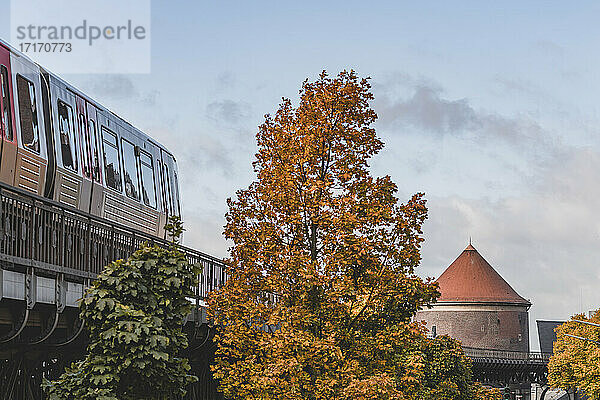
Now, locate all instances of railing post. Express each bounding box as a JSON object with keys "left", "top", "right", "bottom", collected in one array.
[
  {"left": 0, "top": 188, "right": 4, "bottom": 248},
  {"left": 85, "top": 217, "right": 91, "bottom": 275},
  {"left": 110, "top": 225, "right": 115, "bottom": 261},
  {"left": 210, "top": 262, "right": 214, "bottom": 293},
  {"left": 29, "top": 200, "right": 35, "bottom": 261},
  {"left": 60, "top": 209, "right": 66, "bottom": 272}
]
